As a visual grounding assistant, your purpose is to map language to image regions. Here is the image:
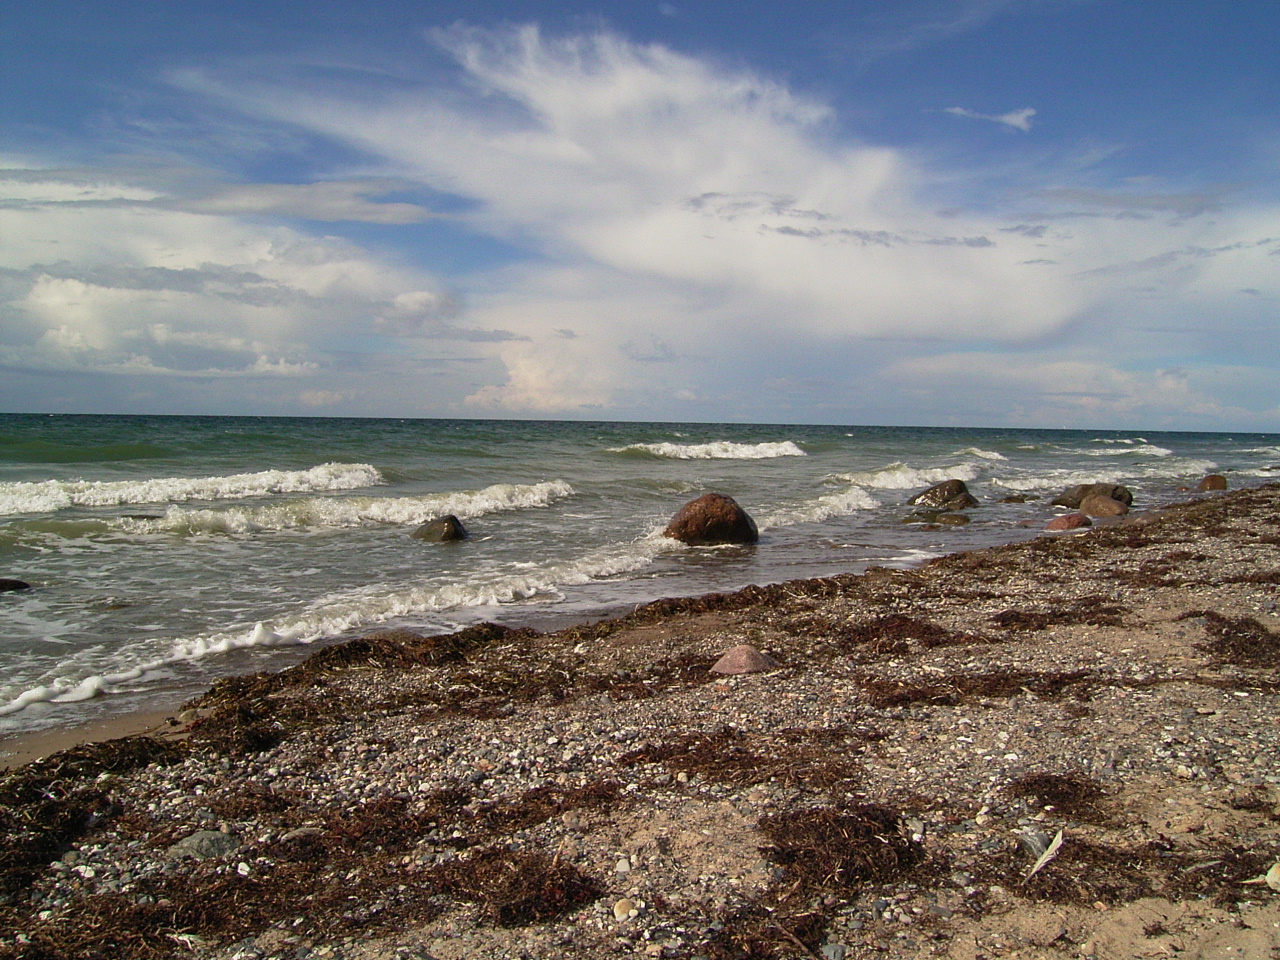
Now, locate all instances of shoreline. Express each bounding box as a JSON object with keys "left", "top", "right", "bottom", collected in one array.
[{"left": 3, "top": 484, "right": 1278, "bottom": 959}]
